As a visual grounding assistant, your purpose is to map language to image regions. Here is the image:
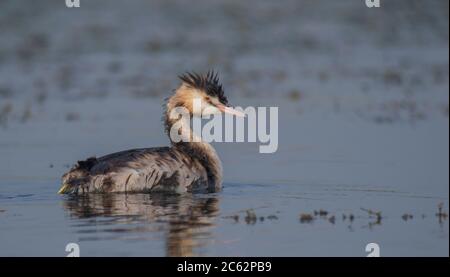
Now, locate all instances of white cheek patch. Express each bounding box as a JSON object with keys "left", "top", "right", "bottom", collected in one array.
[
  {"left": 191, "top": 94, "right": 221, "bottom": 116},
  {"left": 192, "top": 97, "right": 204, "bottom": 116}
]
